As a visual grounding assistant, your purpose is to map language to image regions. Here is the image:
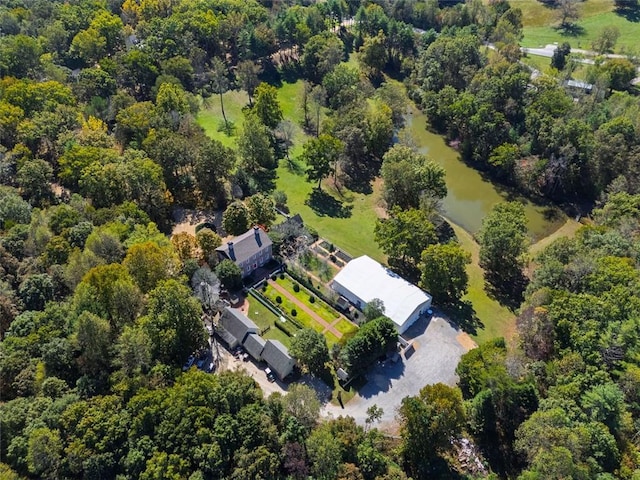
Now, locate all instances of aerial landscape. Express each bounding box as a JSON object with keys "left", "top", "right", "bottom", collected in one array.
[{"left": 1, "top": 0, "right": 639, "bottom": 478}]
